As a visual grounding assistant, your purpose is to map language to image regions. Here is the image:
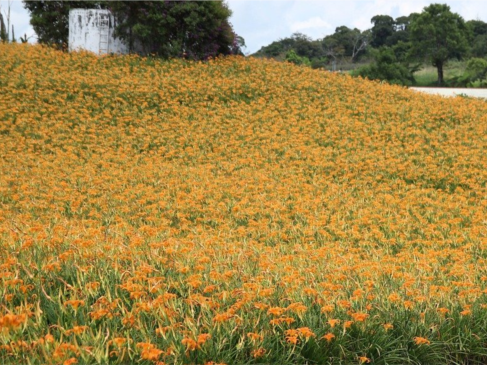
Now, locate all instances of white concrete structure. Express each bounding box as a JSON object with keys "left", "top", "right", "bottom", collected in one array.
[{"left": 69, "top": 9, "right": 128, "bottom": 55}]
